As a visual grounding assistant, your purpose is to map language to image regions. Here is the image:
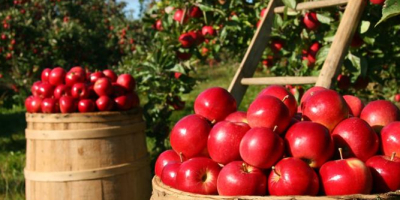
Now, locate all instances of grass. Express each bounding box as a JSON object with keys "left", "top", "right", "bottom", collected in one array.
[
  {"left": 0, "top": 106, "right": 26, "bottom": 200},
  {"left": 0, "top": 62, "right": 268, "bottom": 199}
]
